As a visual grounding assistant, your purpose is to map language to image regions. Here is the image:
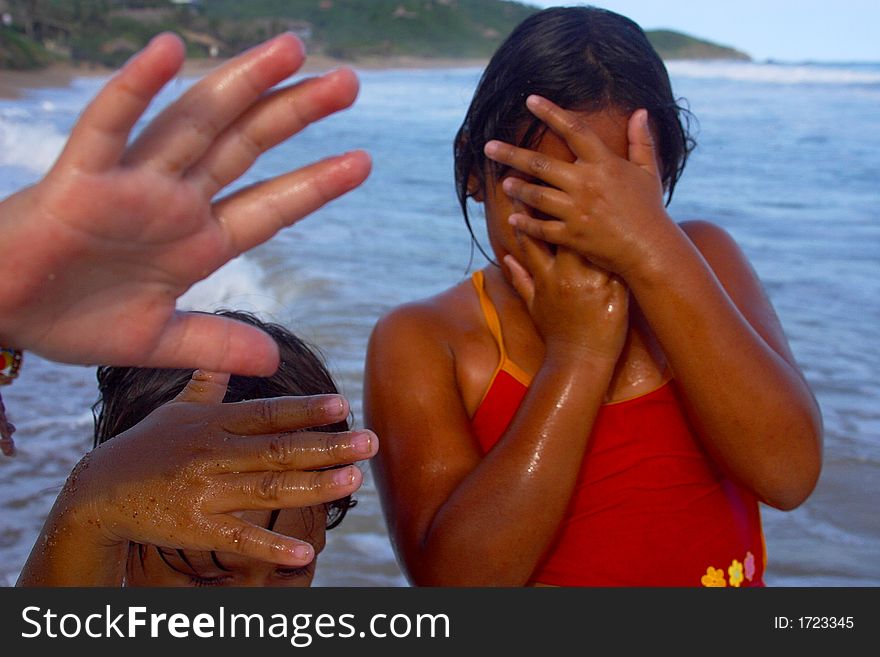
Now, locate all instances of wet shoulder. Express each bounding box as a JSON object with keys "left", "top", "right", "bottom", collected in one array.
[
  {"left": 368, "top": 278, "right": 481, "bottom": 353},
  {"left": 679, "top": 219, "right": 742, "bottom": 260}
]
